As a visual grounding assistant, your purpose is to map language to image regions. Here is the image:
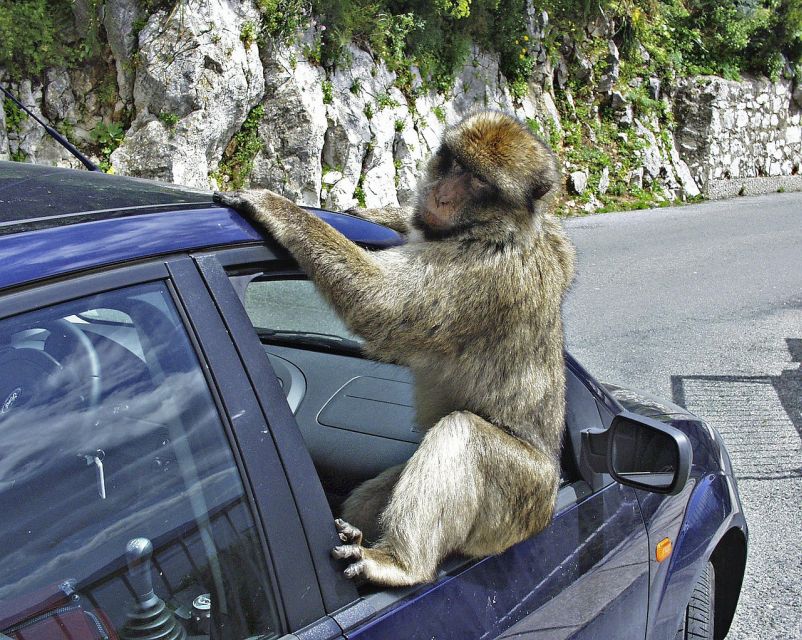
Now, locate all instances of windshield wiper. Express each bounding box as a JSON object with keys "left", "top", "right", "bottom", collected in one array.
[
  {"left": 0, "top": 85, "right": 100, "bottom": 171},
  {"left": 256, "top": 329, "right": 363, "bottom": 354}
]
